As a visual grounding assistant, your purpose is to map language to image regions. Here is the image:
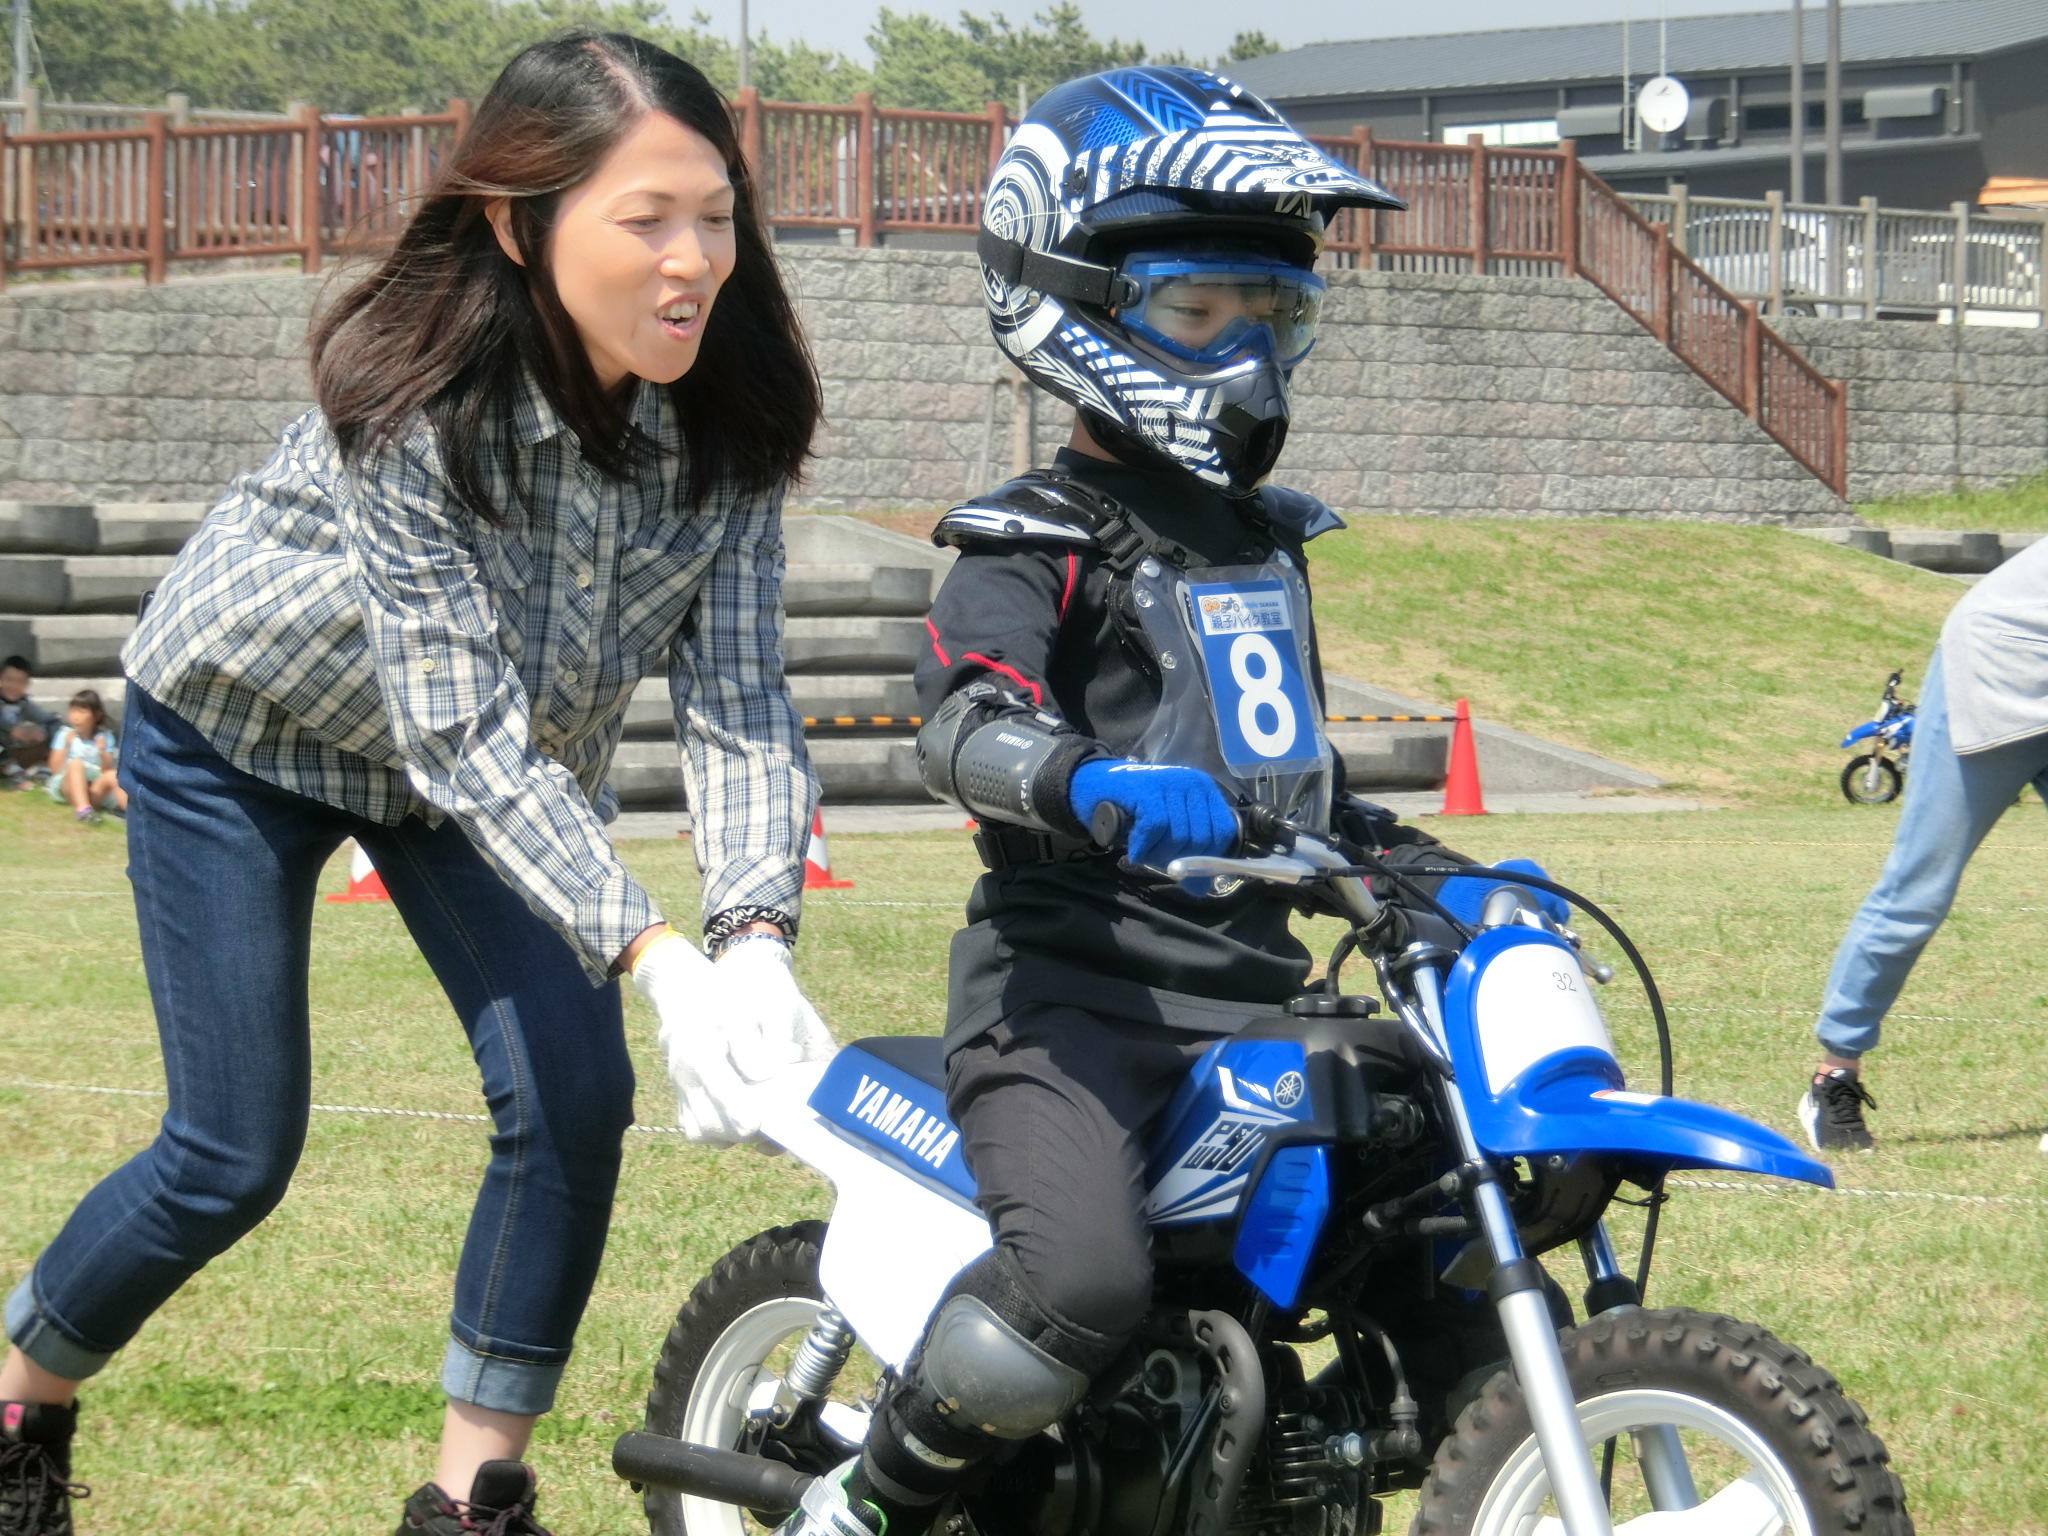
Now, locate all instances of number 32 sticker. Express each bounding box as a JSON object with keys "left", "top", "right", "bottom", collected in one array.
[{"left": 1187, "top": 579, "right": 1322, "bottom": 772}]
